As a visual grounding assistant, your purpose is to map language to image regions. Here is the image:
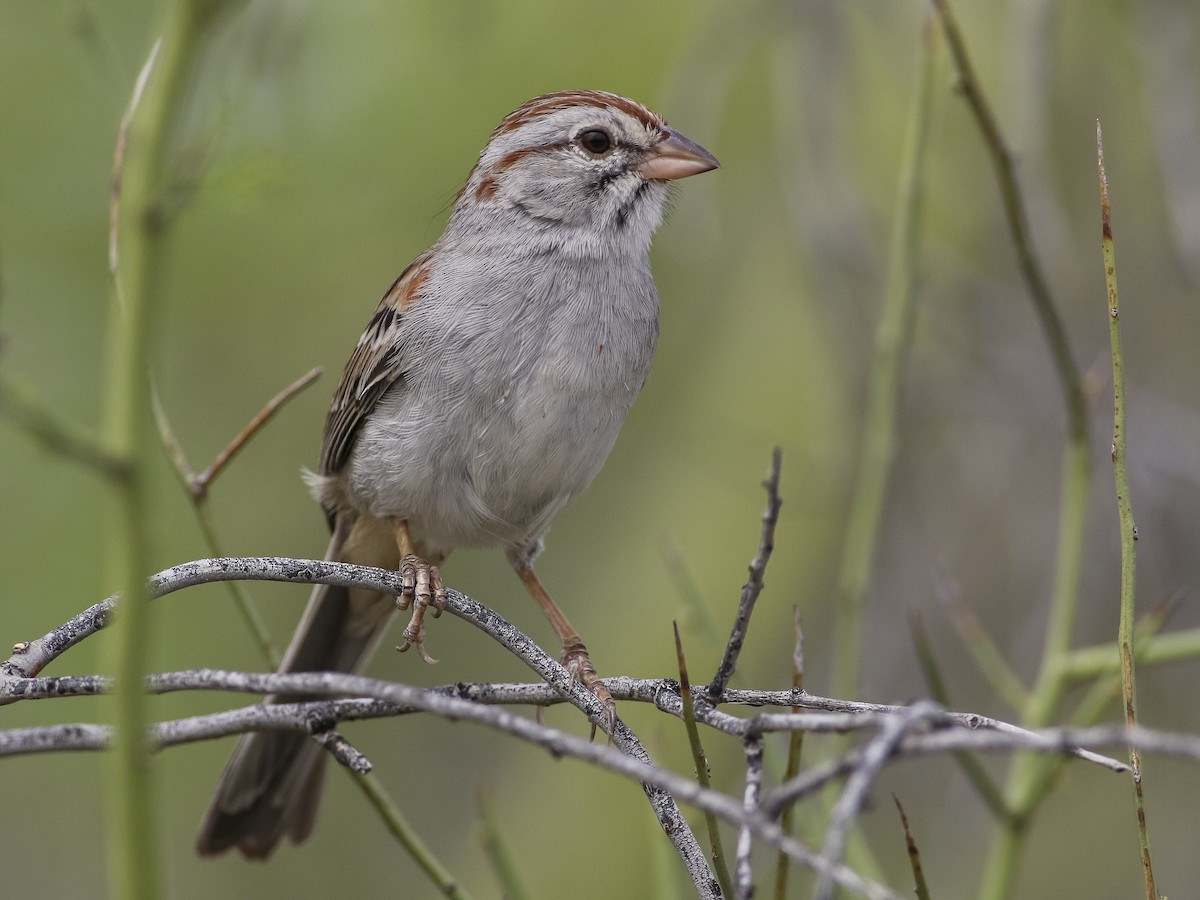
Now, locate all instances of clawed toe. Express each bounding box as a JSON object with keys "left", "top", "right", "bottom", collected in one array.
[
  {"left": 560, "top": 641, "right": 617, "bottom": 738},
  {"left": 394, "top": 554, "right": 444, "bottom": 665}
]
